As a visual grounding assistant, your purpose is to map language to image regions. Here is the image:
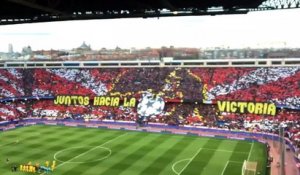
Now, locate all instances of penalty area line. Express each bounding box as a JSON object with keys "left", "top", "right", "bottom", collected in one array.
[
  {"left": 221, "top": 161, "right": 244, "bottom": 175},
  {"left": 221, "top": 161, "right": 230, "bottom": 175},
  {"left": 247, "top": 141, "right": 254, "bottom": 161}
]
